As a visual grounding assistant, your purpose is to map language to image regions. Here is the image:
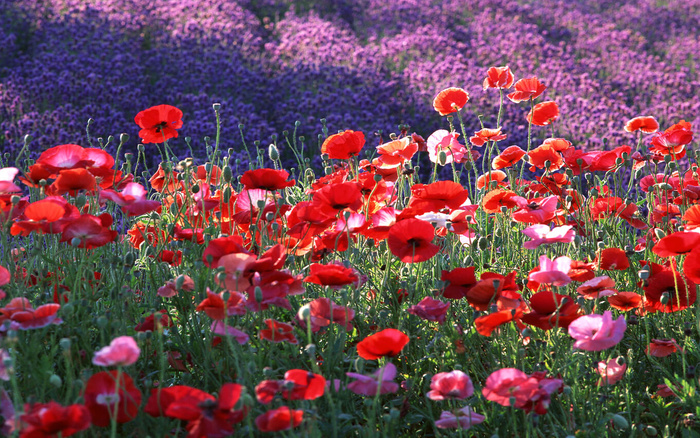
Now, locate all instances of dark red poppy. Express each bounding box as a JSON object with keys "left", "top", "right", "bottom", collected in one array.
[
  {"left": 20, "top": 401, "right": 91, "bottom": 437},
  {"left": 356, "top": 328, "right": 409, "bottom": 360},
  {"left": 596, "top": 248, "right": 630, "bottom": 270},
  {"left": 240, "top": 168, "right": 296, "bottom": 191},
  {"left": 134, "top": 310, "right": 172, "bottom": 332},
  {"left": 527, "top": 101, "right": 559, "bottom": 126},
  {"left": 303, "top": 263, "right": 359, "bottom": 287},
  {"left": 407, "top": 297, "right": 450, "bottom": 324},
  {"left": 10, "top": 197, "right": 79, "bottom": 236},
  {"left": 83, "top": 371, "right": 142, "bottom": 427},
  {"left": 281, "top": 369, "right": 326, "bottom": 401},
  {"left": 433, "top": 87, "right": 470, "bottom": 116},
  {"left": 521, "top": 291, "right": 581, "bottom": 330},
  {"left": 507, "top": 77, "right": 546, "bottom": 103},
  {"left": 441, "top": 267, "right": 477, "bottom": 299},
  {"left": 387, "top": 218, "right": 439, "bottom": 263},
  {"left": 646, "top": 339, "right": 680, "bottom": 357},
  {"left": 259, "top": 319, "right": 297, "bottom": 344},
  {"left": 642, "top": 266, "right": 696, "bottom": 313},
  {"left": 49, "top": 168, "right": 97, "bottom": 195},
  {"left": 255, "top": 406, "right": 303, "bottom": 433},
  {"left": 134, "top": 104, "right": 183, "bottom": 144},
  {"left": 321, "top": 130, "right": 365, "bottom": 160}
]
